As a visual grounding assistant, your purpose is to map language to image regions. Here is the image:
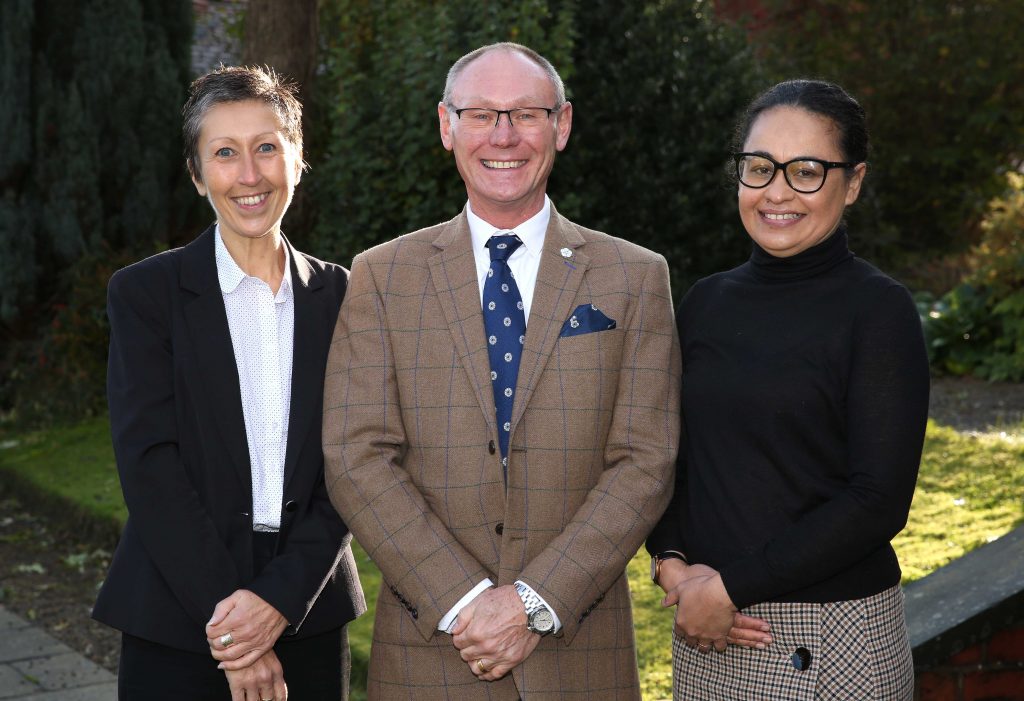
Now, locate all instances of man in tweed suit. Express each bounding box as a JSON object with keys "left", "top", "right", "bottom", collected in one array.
[{"left": 323, "top": 42, "right": 679, "bottom": 699}]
